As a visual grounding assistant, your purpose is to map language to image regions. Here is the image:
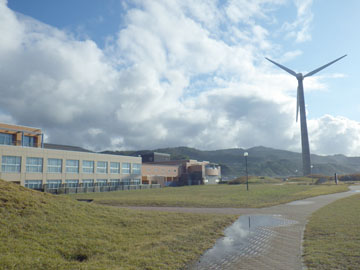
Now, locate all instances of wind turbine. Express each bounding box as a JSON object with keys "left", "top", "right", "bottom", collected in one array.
[{"left": 265, "top": 55, "right": 347, "bottom": 176}]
